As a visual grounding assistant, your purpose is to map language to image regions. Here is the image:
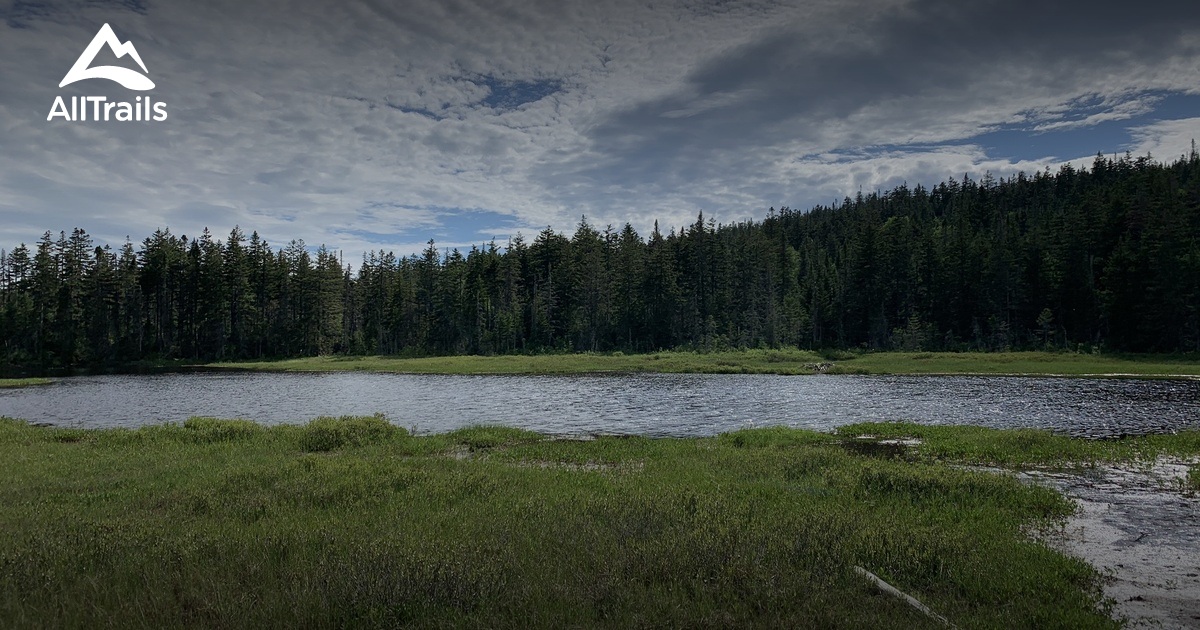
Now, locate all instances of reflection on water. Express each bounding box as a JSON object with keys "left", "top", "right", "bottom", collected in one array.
[{"left": 1, "top": 372, "right": 1198, "bottom": 437}]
